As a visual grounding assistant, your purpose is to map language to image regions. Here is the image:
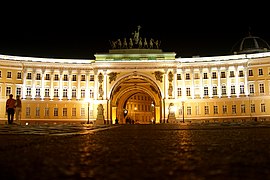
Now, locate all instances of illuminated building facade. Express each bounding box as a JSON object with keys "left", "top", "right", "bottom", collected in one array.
[{"left": 1, "top": 29, "right": 270, "bottom": 124}]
